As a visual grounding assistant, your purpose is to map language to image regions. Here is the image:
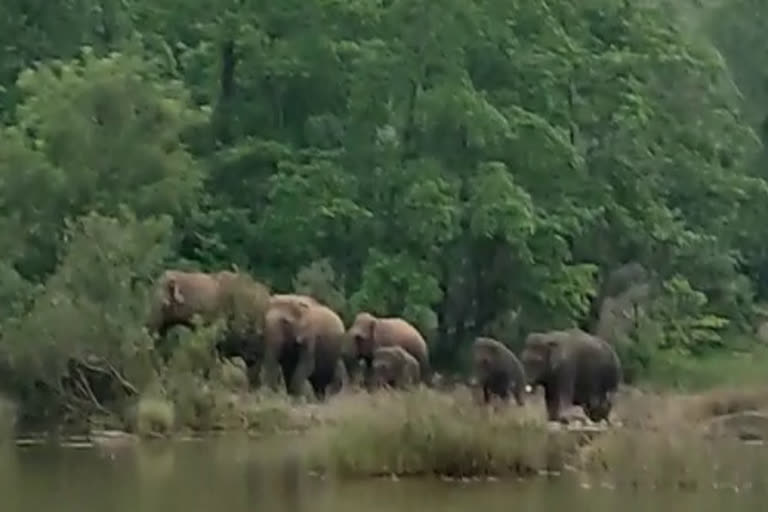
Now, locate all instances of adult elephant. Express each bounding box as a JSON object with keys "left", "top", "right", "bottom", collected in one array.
[
  {"left": 262, "top": 294, "right": 346, "bottom": 400},
  {"left": 472, "top": 337, "right": 526, "bottom": 406},
  {"left": 520, "top": 328, "right": 622, "bottom": 424},
  {"left": 344, "top": 312, "right": 430, "bottom": 389},
  {"left": 147, "top": 269, "right": 270, "bottom": 381},
  {"left": 371, "top": 346, "right": 421, "bottom": 390}
]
